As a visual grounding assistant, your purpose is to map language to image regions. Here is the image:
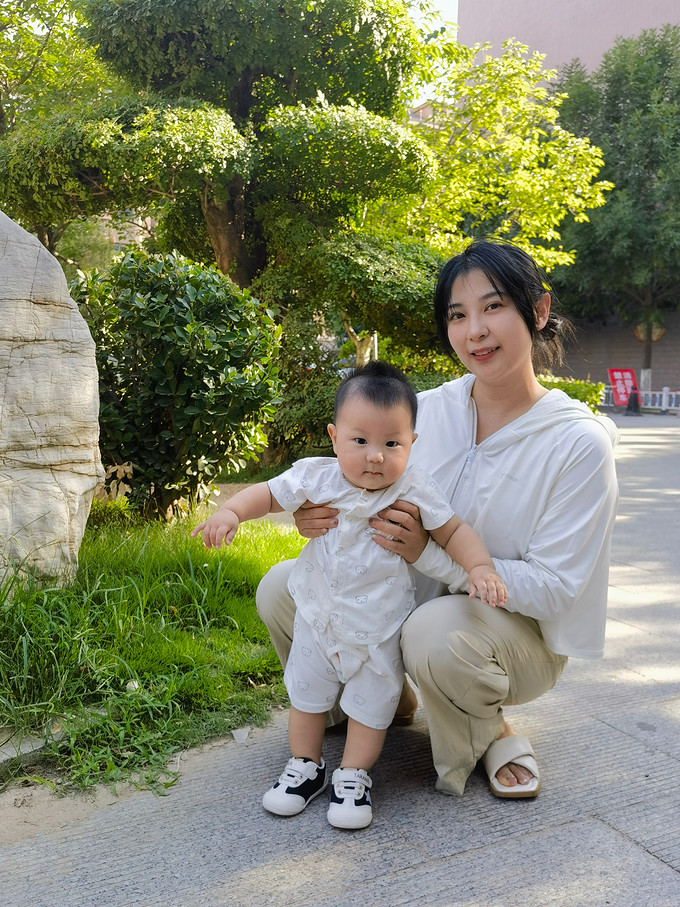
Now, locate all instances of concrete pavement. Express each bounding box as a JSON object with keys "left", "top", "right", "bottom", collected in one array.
[{"left": 2, "top": 411, "right": 680, "bottom": 906}]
